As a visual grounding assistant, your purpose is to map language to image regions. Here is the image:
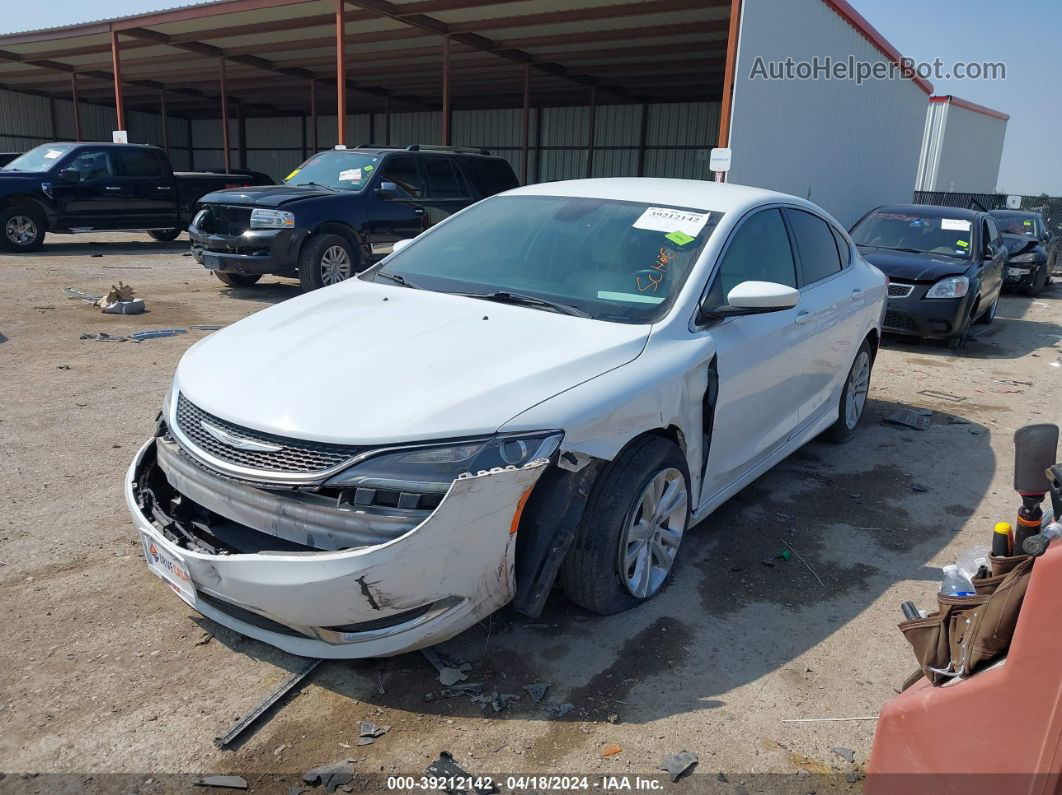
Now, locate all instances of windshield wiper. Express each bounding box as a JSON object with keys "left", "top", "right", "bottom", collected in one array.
[
  {"left": 452, "top": 290, "right": 590, "bottom": 318},
  {"left": 373, "top": 271, "right": 421, "bottom": 289},
  {"left": 296, "top": 181, "right": 338, "bottom": 191},
  {"left": 862, "top": 245, "right": 927, "bottom": 254}
]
